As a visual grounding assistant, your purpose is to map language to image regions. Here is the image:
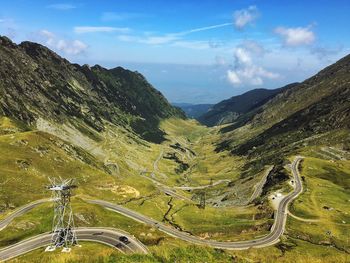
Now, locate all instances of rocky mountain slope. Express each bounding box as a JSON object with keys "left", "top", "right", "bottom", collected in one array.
[
  {"left": 198, "top": 86, "right": 296, "bottom": 127},
  {"left": 234, "top": 84, "right": 350, "bottom": 158},
  {"left": 0, "top": 36, "right": 184, "bottom": 143},
  {"left": 216, "top": 53, "right": 350, "bottom": 163}
]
